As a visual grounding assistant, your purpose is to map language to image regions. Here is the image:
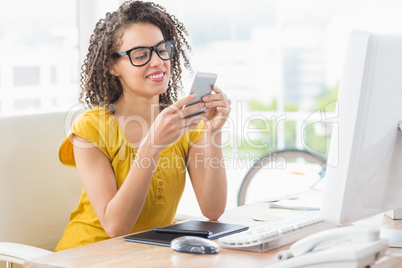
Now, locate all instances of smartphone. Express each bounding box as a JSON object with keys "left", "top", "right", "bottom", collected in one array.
[{"left": 184, "top": 72, "right": 217, "bottom": 119}]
